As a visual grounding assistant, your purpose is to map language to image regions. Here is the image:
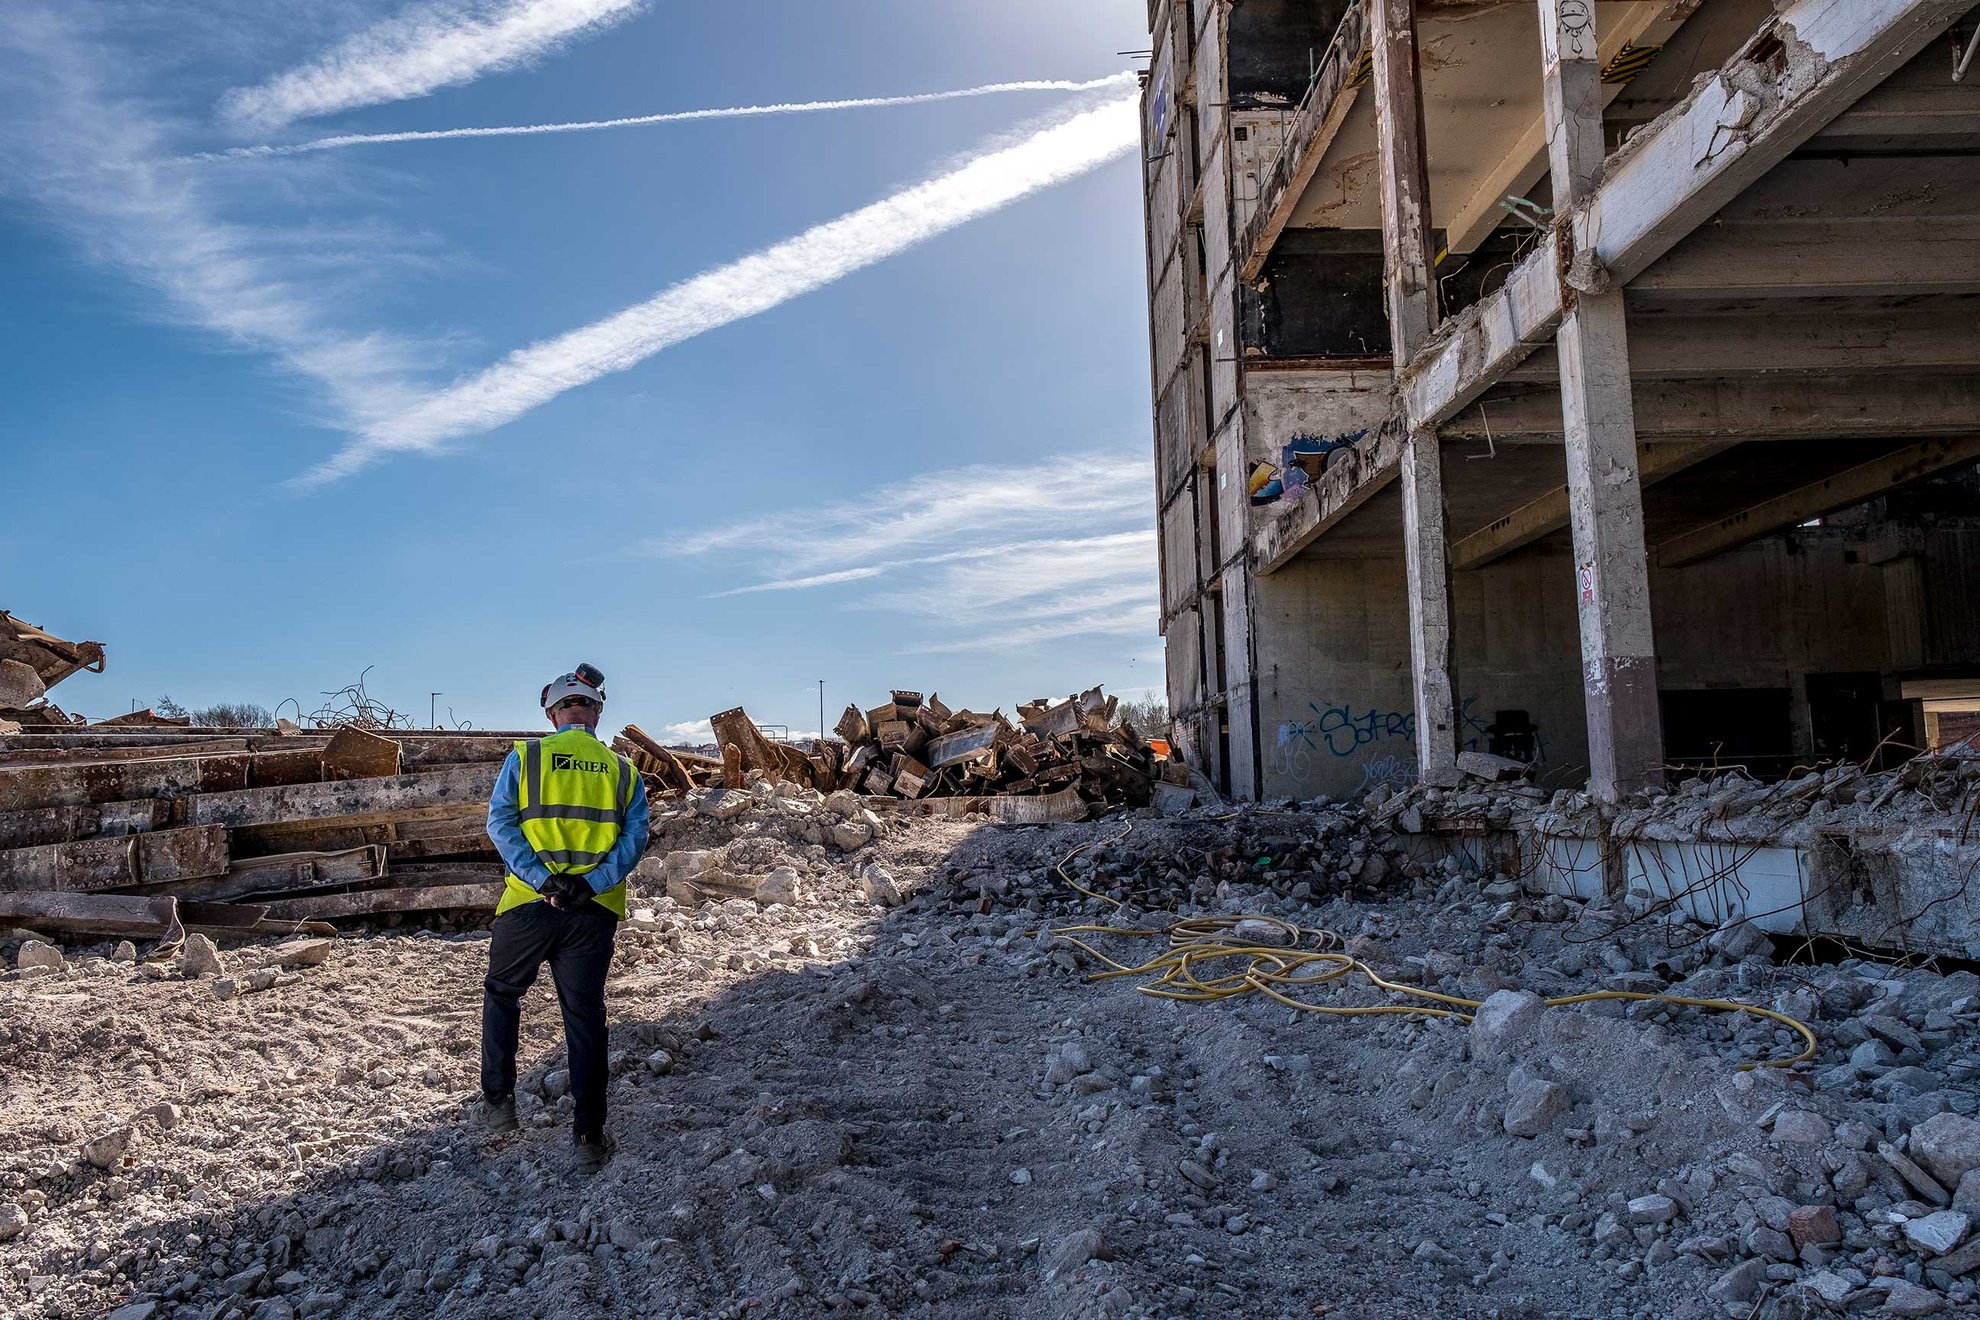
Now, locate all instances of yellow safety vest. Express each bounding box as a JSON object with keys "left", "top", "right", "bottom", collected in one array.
[{"left": 495, "top": 727, "right": 634, "bottom": 918}]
